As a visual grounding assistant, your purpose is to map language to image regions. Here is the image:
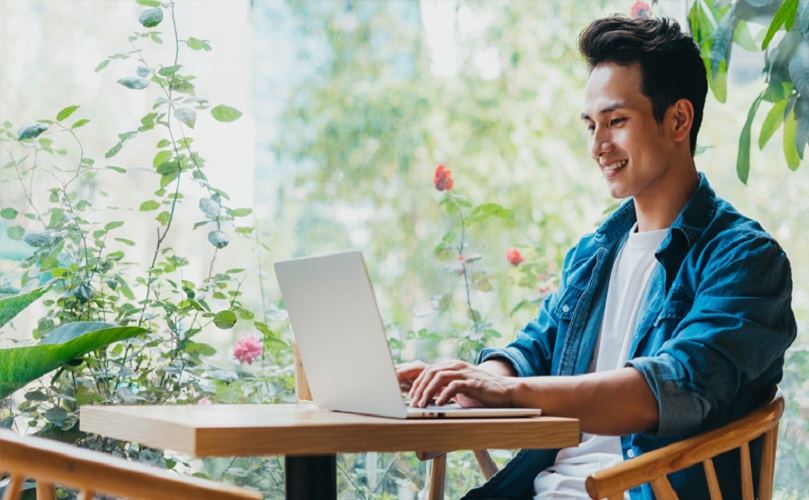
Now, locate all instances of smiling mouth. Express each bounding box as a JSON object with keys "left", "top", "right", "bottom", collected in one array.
[{"left": 602, "top": 160, "right": 627, "bottom": 172}]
